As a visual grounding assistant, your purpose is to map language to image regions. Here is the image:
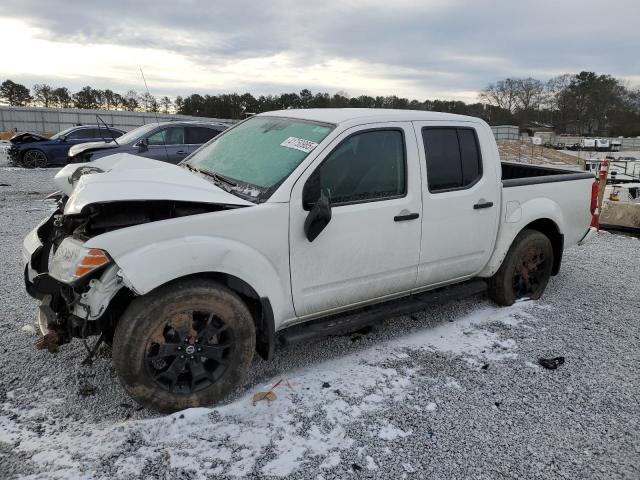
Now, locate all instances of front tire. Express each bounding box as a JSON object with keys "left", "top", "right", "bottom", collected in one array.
[
  {"left": 112, "top": 279, "right": 255, "bottom": 412},
  {"left": 22, "top": 149, "right": 48, "bottom": 168},
  {"left": 488, "top": 229, "right": 554, "bottom": 306}
]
